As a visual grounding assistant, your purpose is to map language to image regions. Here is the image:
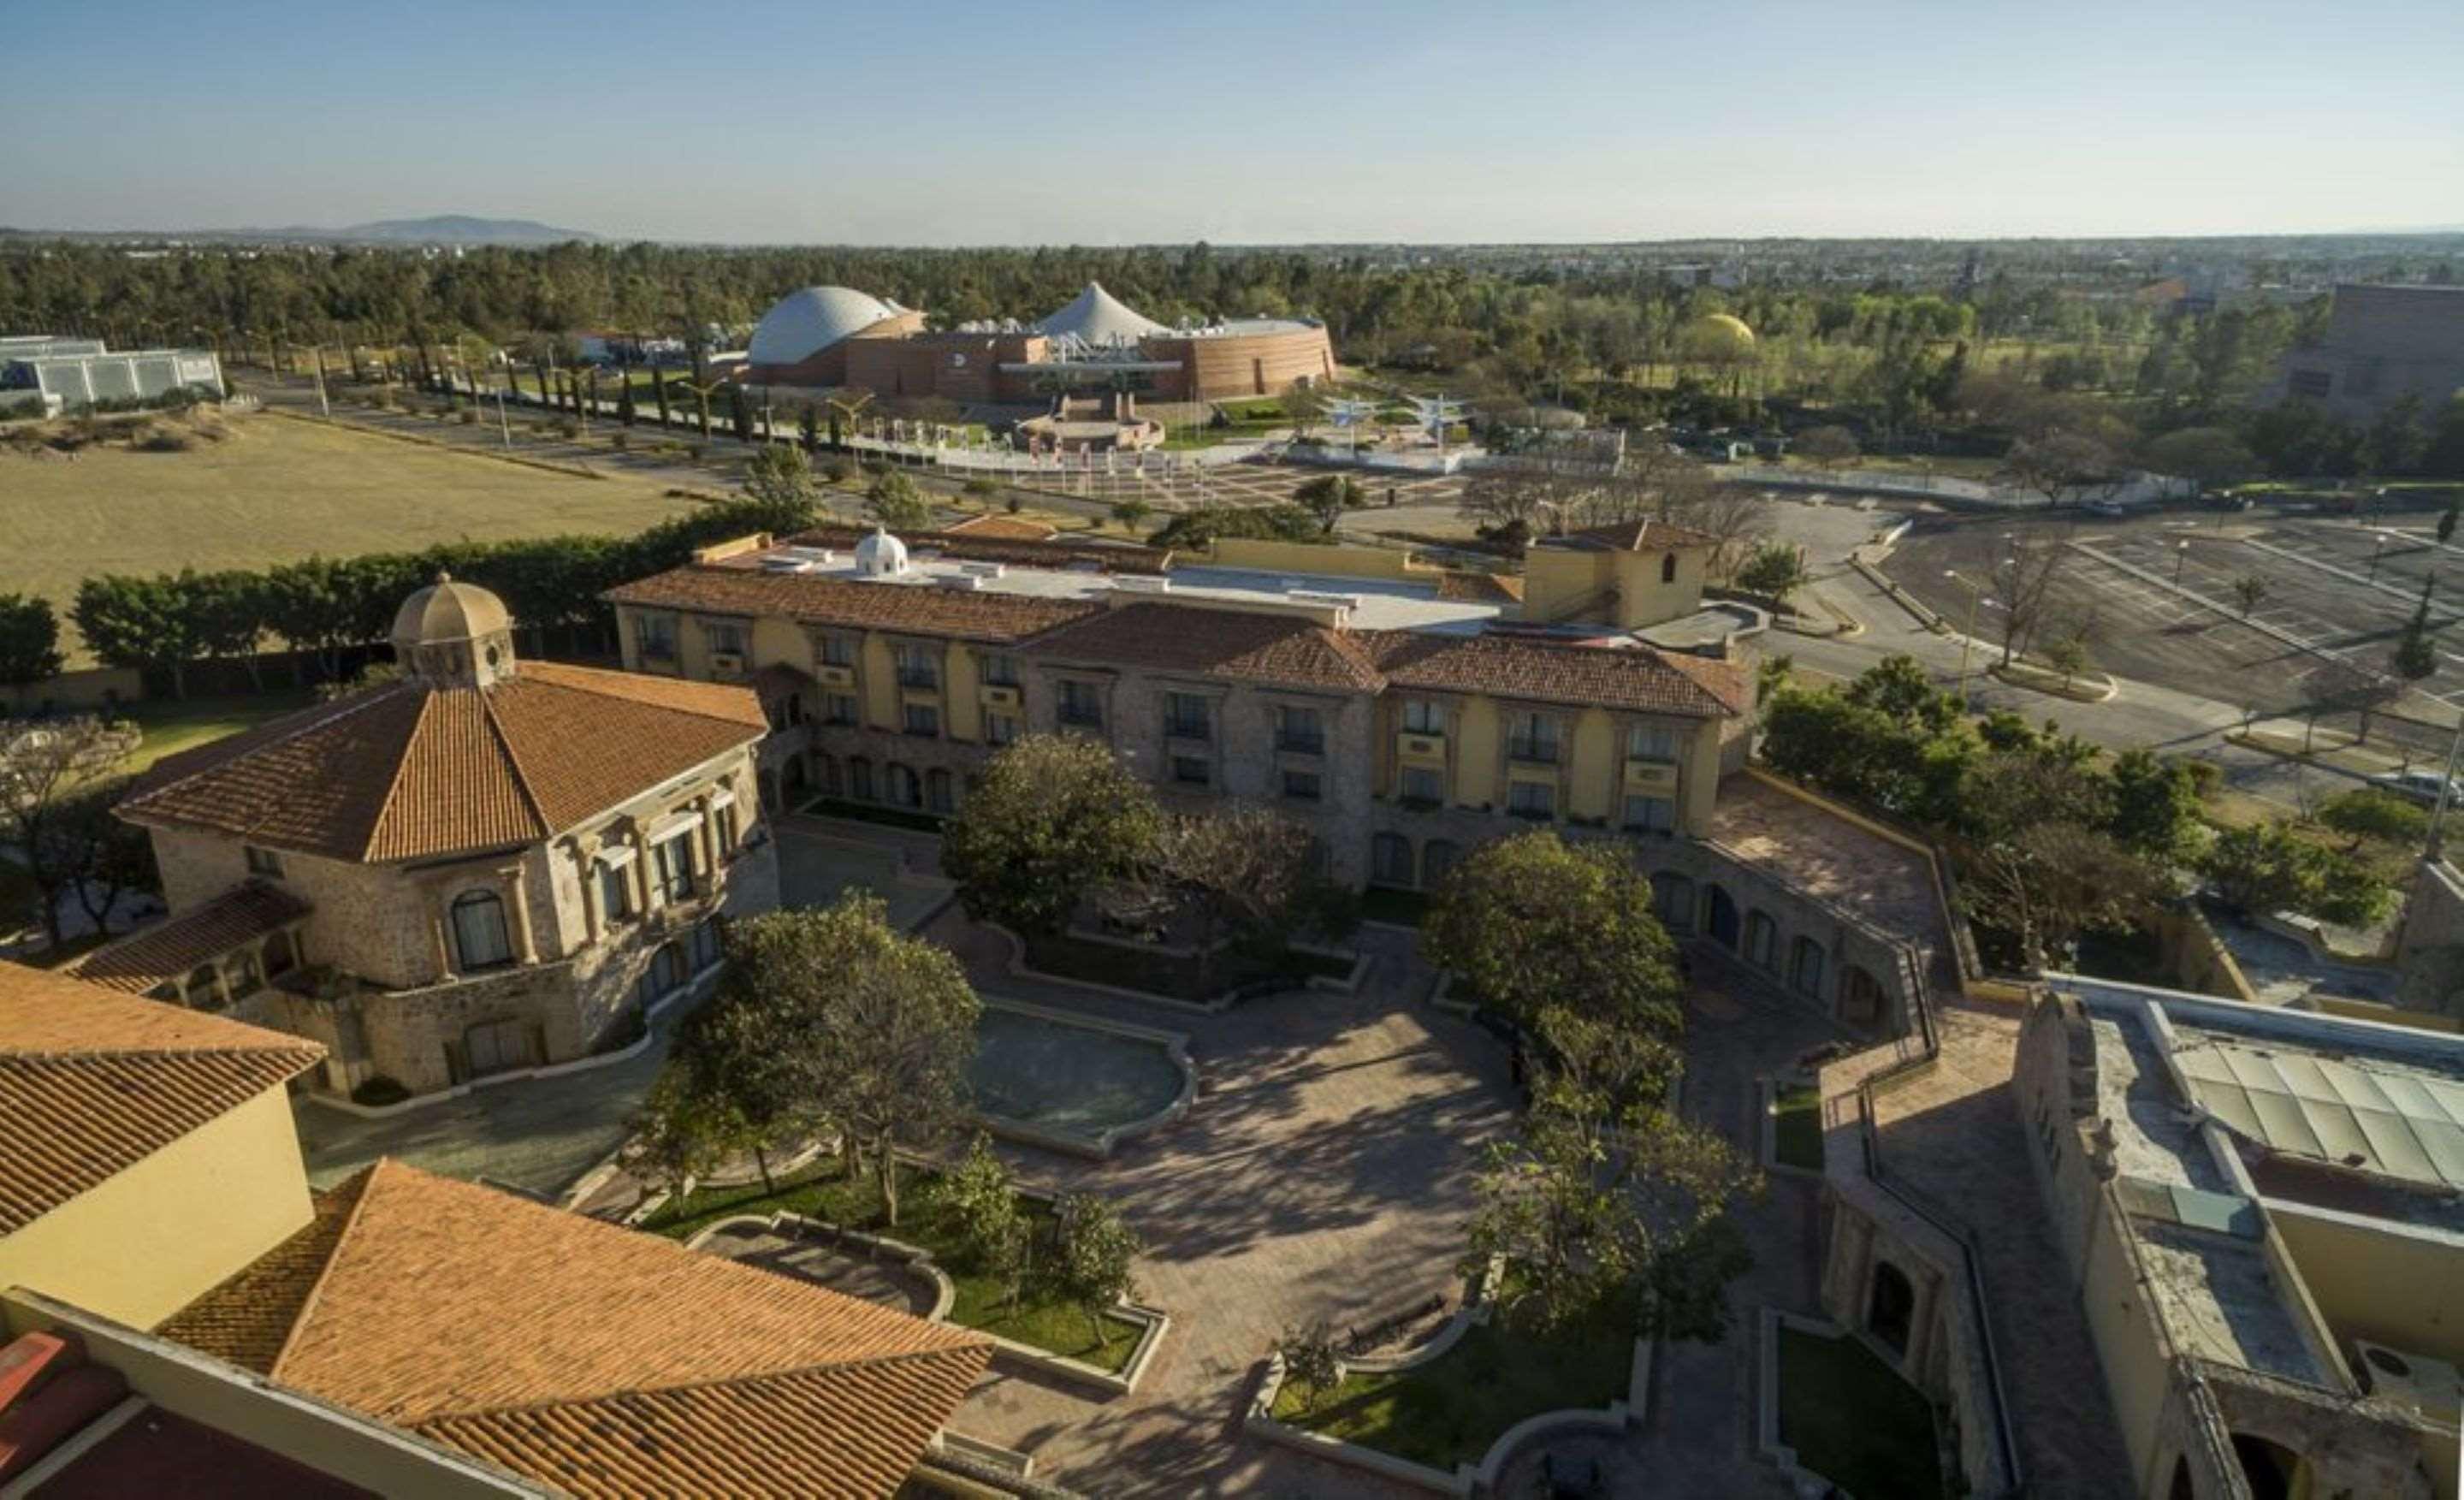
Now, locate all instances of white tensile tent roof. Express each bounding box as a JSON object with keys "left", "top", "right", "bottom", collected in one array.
[{"left": 1034, "top": 282, "right": 1170, "bottom": 347}]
